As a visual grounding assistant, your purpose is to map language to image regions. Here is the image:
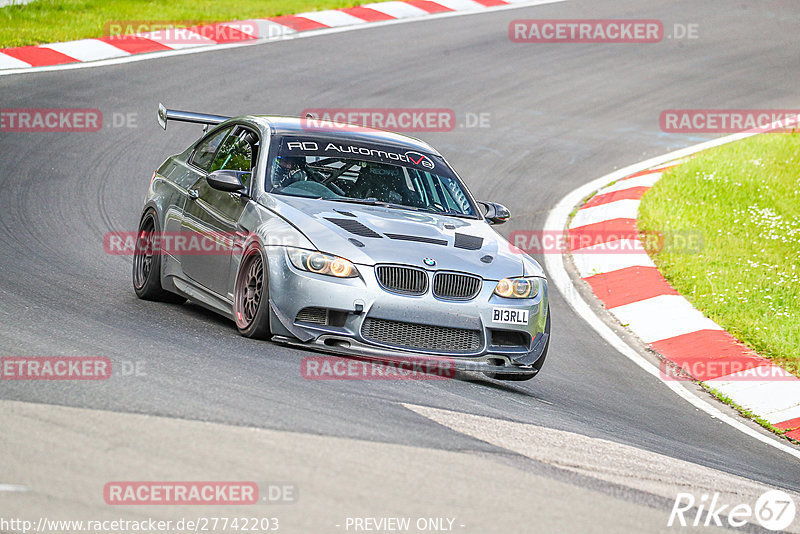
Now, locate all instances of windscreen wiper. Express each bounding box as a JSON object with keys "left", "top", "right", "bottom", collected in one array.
[{"left": 326, "top": 197, "right": 423, "bottom": 211}]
